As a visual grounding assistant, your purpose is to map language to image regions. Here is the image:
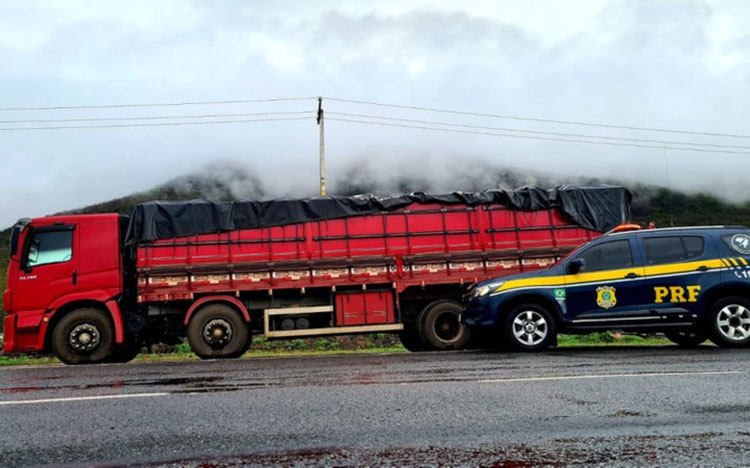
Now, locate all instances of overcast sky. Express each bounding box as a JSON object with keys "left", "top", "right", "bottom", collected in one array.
[{"left": 1, "top": 0, "right": 748, "bottom": 226}]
